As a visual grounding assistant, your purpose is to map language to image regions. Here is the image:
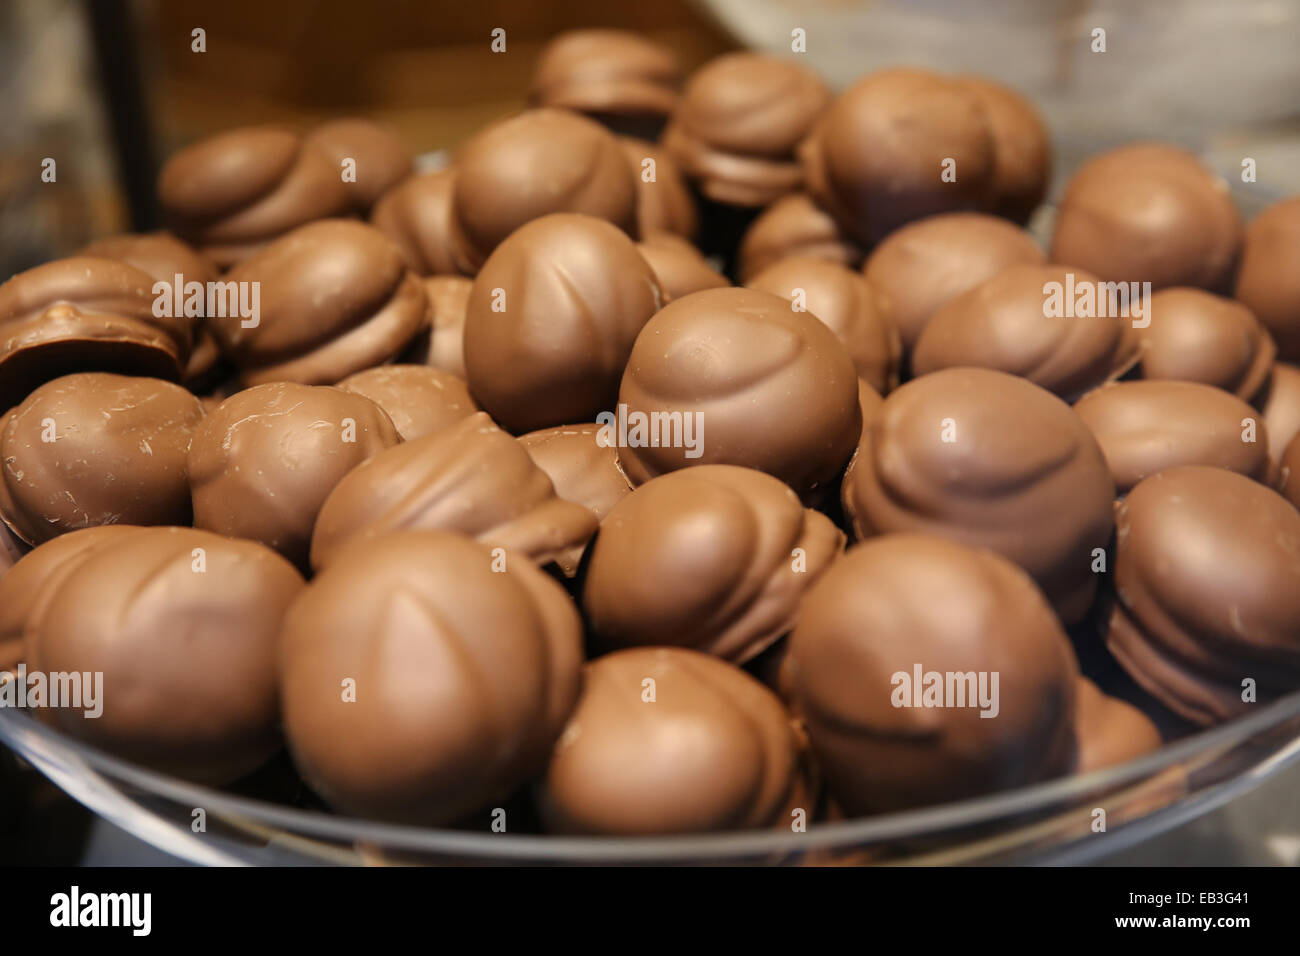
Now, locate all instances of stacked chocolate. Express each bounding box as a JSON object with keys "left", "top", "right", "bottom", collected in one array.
[{"left": 3, "top": 28, "right": 1300, "bottom": 839}]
